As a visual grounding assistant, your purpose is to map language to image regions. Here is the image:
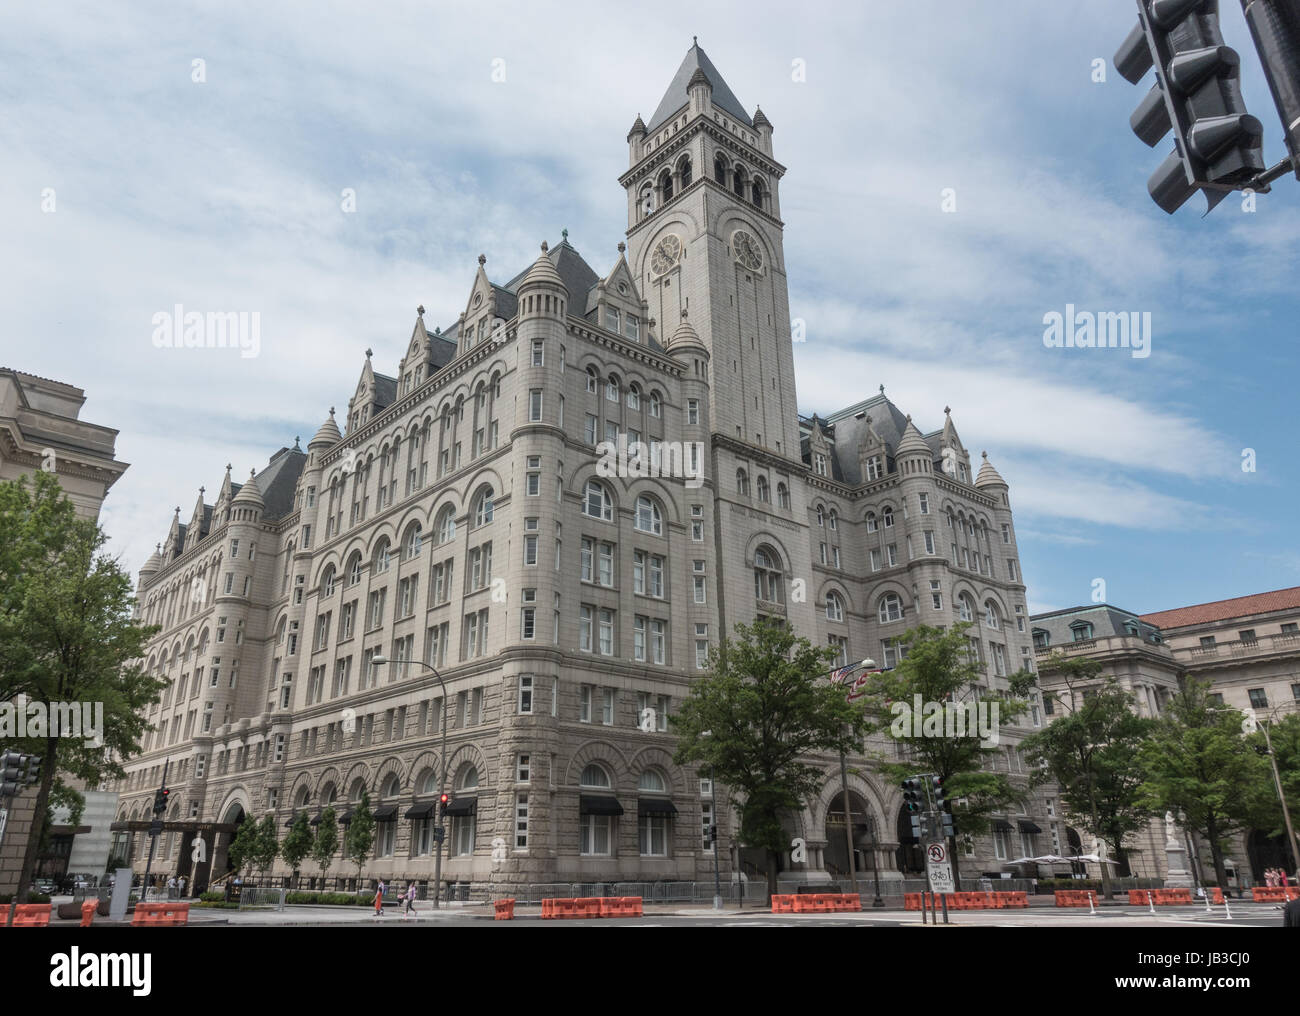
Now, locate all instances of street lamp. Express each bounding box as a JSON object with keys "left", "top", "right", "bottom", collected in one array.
[
  {"left": 699, "top": 731, "right": 723, "bottom": 911},
  {"left": 371, "top": 655, "right": 447, "bottom": 908},
  {"left": 827, "top": 657, "right": 879, "bottom": 905}
]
